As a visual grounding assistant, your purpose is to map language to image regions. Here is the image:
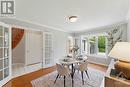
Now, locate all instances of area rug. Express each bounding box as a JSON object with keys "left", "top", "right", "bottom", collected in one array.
[{"left": 31, "top": 68, "right": 105, "bottom": 87}]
